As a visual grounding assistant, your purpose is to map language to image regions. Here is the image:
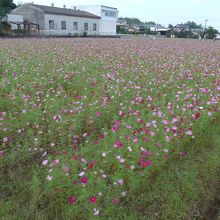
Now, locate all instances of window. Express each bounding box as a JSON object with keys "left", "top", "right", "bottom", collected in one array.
[
  {"left": 84, "top": 23, "right": 88, "bottom": 31},
  {"left": 61, "top": 21, "right": 66, "bottom": 30},
  {"left": 93, "top": 23, "right": 97, "bottom": 31},
  {"left": 109, "top": 11, "right": 116, "bottom": 17},
  {"left": 101, "top": 10, "right": 108, "bottom": 16},
  {"left": 101, "top": 10, "right": 117, "bottom": 17},
  {"left": 73, "top": 22, "right": 78, "bottom": 30},
  {"left": 49, "top": 20, "right": 54, "bottom": 29}
]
